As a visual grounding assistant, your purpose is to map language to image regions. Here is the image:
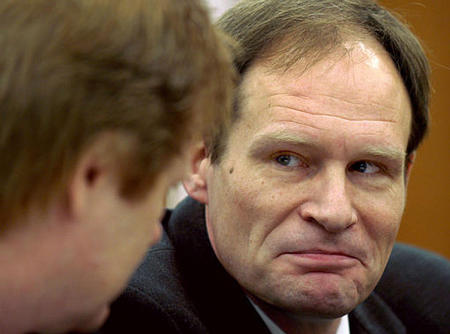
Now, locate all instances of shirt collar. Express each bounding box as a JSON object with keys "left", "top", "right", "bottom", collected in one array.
[{"left": 249, "top": 298, "right": 350, "bottom": 334}]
